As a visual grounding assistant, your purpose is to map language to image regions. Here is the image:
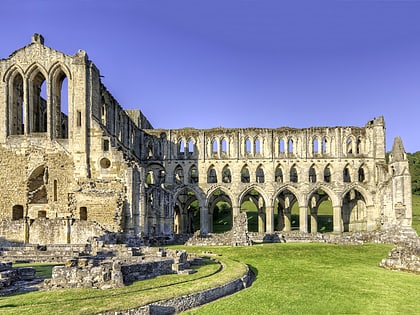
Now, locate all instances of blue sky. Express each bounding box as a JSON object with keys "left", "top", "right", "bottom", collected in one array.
[{"left": 1, "top": 0, "right": 420, "bottom": 152}]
